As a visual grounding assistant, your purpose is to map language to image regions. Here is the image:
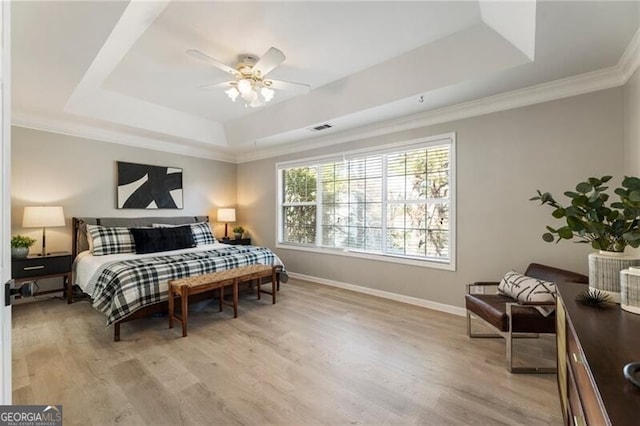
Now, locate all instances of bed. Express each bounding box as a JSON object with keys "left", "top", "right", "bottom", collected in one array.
[{"left": 72, "top": 216, "right": 286, "bottom": 341}]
